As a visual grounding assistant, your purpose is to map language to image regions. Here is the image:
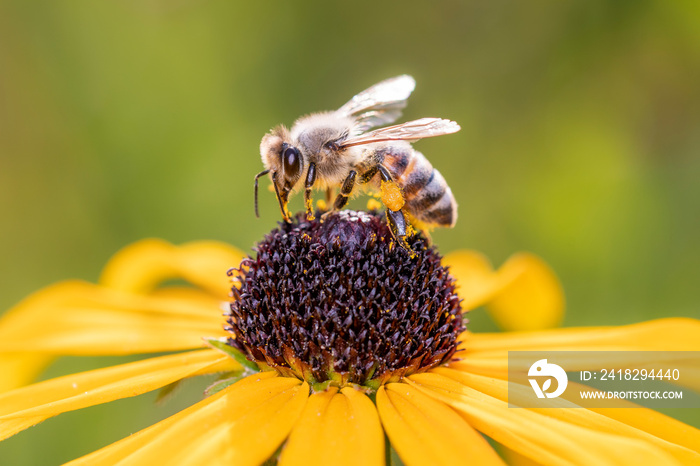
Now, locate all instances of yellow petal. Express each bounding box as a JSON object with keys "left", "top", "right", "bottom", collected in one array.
[
  {"left": 444, "top": 251, "right": 564, "bottom": 331},
  {"left": 455, "top": 318, "right": 700, "bottom": 383},
  {"left": 443, "top": 251, "right": 497, "bottom": 310},
  {"left": 487, "top": 253, "right": 564, "bottom": 331},
  {"left": 376, "top": 383, "right": 504, "bottom": 466},
  {"left": 100, "top": 239, "right": 245, "bottom": 299},
  {"left": 280, "top": 387, "right": 384, "bottom": 466},
  {"left": 0, "top": 353, "right": 52, "bottom": 392},
  {"left": 0, "top": 349, "right": 237, "bottom": 441},
  {"left": 430, "top": 367, "right": 700, "bottom": 464},
  {"left": 408, "top": 371, "right": 689, "bottom": 466},
  {"left": 0, "top": 280, "right": 224, "bottom": 355},
  {"left": 67, "top": 373, "right": 307, "bottom": 466},
  {"left": 589, "top": 407, "right": 700, "bottom": 455},
  {"left": 65, "top": 371, "right": 277, "bottom": 465},
  {"left": 463, "top": 317, "right": 700, "bottom": 355}
]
